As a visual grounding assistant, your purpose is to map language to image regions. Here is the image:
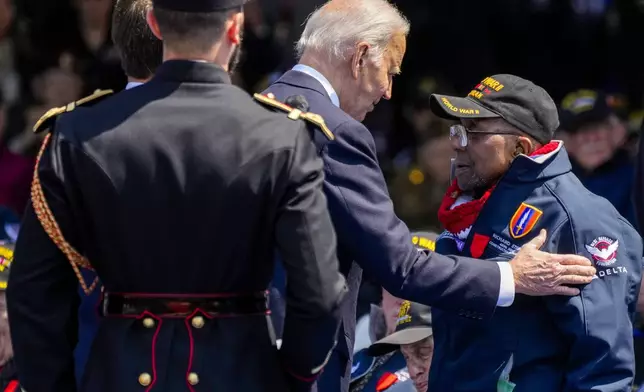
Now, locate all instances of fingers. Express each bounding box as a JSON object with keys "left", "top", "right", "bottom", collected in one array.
[
  {"left": 557, "top": 272, "right": 595, "bottom": 286},
  {"left": 551, "top": 285, "right": 581, "bottom": 296},
  {"left": 558, "top": 263, "right": 596, "bottom": 277},
  {"left": 553, "top": 254, "right": 593, "bottom": 267},
  {"left": 524, "top": 229, "right": 547, "bottom": 250}
]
